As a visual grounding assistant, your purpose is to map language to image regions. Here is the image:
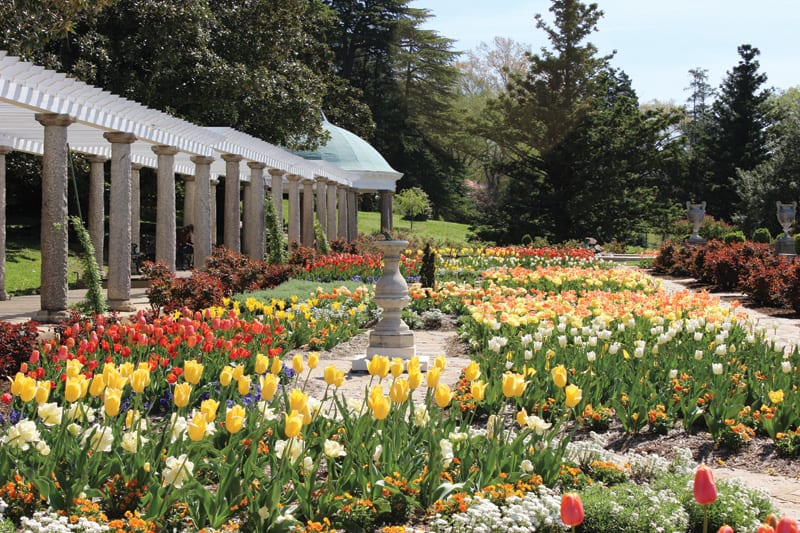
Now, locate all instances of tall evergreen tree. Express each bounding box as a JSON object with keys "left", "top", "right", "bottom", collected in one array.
[
  {"left": 706, "top": 44, "right": 770, "bottom": 221},
  {"left": 682, "top": 68, "right": 716, "bottom": 202}
]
